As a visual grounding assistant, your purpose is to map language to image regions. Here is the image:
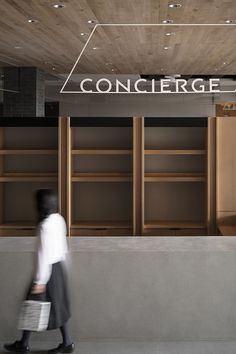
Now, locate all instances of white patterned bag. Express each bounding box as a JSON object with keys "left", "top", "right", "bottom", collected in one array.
[{"left": 18, "top": 300, "right": 51, "bottom": 331}]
